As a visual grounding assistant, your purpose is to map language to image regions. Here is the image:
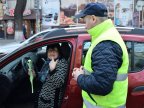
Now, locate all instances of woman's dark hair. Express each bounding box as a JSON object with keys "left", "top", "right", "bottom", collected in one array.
[{"left": 46, "top": 43, "right": 61, "bottom": 57}]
